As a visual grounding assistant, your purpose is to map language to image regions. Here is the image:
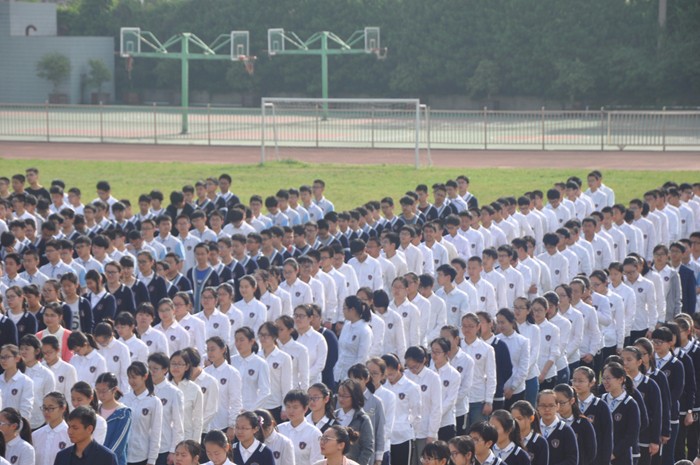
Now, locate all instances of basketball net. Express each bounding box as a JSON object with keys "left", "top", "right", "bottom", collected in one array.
[
  {"left": 239, "top": 56, "right": 256, "bottom": 76},
  {"left": 125, "top": 55, "right": 134, "bottom": 80}
]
